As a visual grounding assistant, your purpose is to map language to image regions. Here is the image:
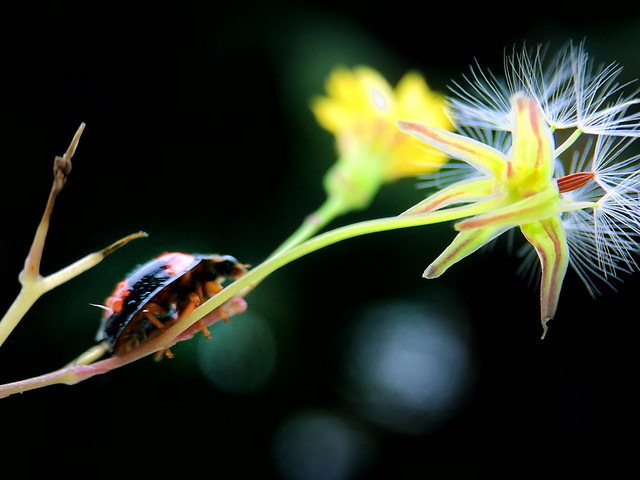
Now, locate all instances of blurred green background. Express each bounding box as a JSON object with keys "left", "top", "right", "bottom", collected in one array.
[{"left": 1, "top": 3, "right": 639, "bottom": 477}]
